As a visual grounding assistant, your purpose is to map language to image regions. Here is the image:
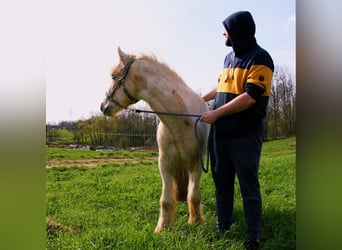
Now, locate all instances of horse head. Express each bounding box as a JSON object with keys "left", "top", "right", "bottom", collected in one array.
[{"left": 100, "top": 47, "right": 139, "bottom": 116}]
